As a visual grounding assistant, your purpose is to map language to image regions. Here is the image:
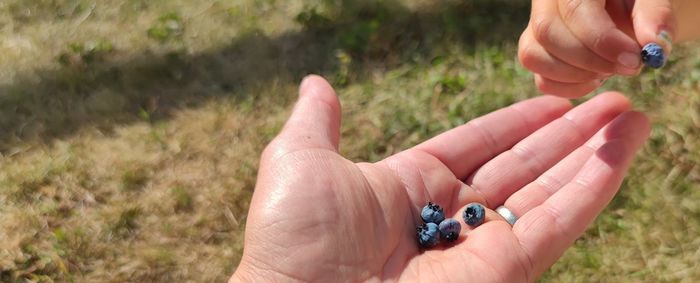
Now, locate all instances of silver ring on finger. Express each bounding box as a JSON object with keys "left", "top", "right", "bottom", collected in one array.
[{"left": 496, "top": 206, "right": 518, "bottom": 226}]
